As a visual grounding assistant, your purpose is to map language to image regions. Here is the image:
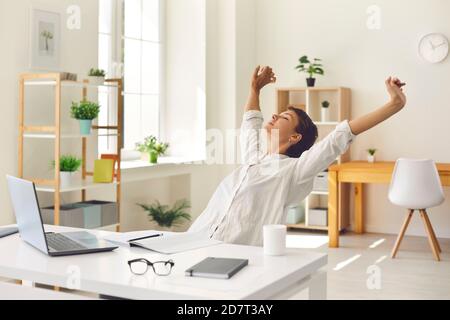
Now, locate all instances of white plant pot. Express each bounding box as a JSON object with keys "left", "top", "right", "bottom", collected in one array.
[
  {"left": 321, "top": 108, "right": 330, "bottom": 122},
  {"left": 87, "top": 76, "right": 105, "bottom": 86},
  {"left": 60, "top": 172, "right": 76, "bottom": 188},
  {"left": 367, "top": 155, "right": 375, "bottom": 163}
]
